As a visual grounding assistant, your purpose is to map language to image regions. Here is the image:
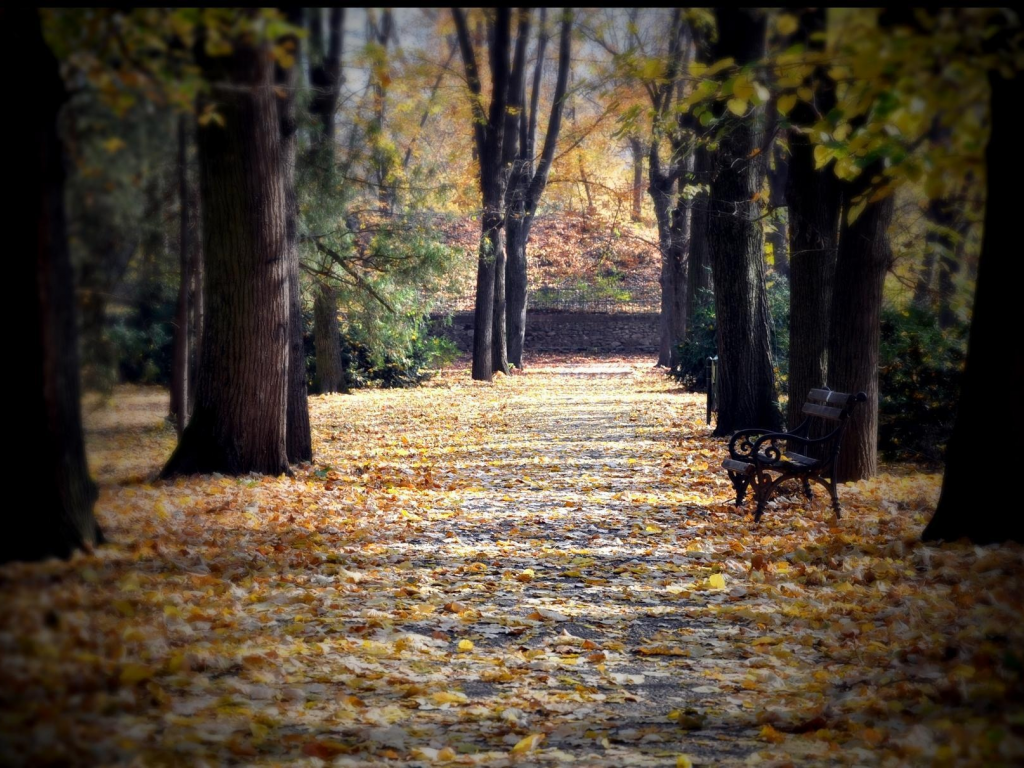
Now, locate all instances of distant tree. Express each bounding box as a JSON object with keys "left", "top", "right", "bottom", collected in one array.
[
  {"left": 162, "top": 15, "right": 291, "bottom": 477},
  {"left": 278, "top": 8, "right": 312, "bottom": 464},
  {"left": 307, "top": 8, "right": 347, "bottom": 394},
  {"left": 505, "top": 9, "right": 573, "bottom": 369},
  {"left": 6, "top": 8, "right": 100, "bottom": 562},
  {"left": 452, "top": 8, "right": 512, "bottom": 381}
]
